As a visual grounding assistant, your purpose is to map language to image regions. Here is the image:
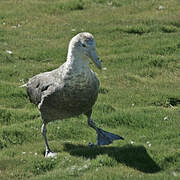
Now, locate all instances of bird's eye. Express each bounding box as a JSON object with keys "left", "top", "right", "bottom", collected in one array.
[{"left": 82, "top": 43, "right": 86, "bottom": 48}]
